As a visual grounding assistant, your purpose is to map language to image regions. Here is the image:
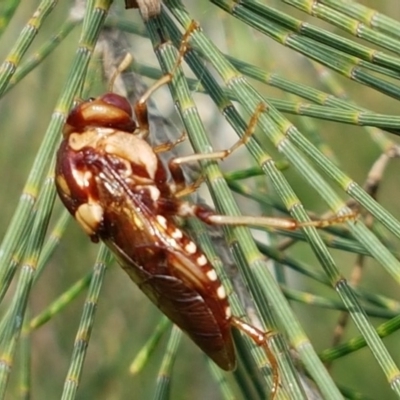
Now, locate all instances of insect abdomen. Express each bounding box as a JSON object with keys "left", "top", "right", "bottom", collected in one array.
[{"left": 102, "top": 208, "right": 236, "bottom": 371}]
